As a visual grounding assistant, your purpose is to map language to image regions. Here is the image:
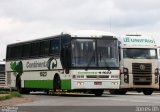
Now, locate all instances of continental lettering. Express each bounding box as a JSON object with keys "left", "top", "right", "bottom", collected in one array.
[{"left": 26, "top": 61, "right": 47, "bottom": 68}]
